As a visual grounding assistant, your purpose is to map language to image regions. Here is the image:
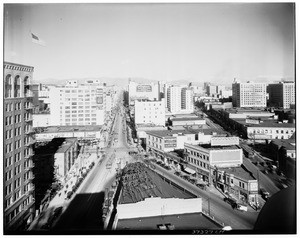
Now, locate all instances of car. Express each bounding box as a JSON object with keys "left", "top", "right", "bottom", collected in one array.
[
  {"left": 260, "top": 188, "right": 270, "bottom": 200},
  {"left": 53, "top": 206, "right": 63, "bottom": 218}
]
